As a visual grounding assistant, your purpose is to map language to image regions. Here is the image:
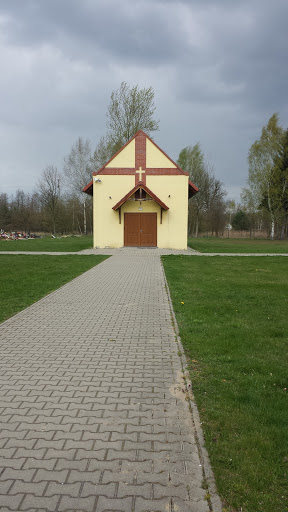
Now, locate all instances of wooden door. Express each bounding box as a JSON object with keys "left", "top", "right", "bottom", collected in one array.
[
  {"left": 124, "top": 213, "right": 140, "bottom": 246},
  {"left": 140, "top": 213, "right": 157, "bottom": 246},
  {"left": 124, "top": 213, "right": 157, "bottom": 247}
]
